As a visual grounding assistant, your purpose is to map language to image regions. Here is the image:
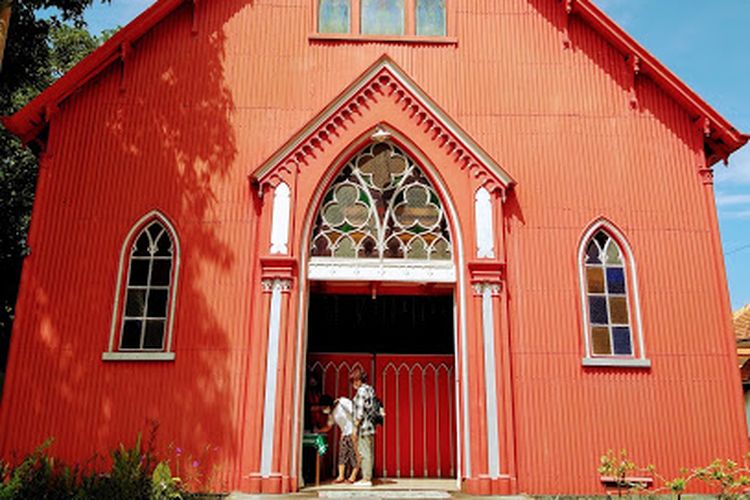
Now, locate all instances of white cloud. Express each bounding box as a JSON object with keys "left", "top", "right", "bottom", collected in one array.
[
  {"left": 716, "top": 192, "right": 750, "bottom": 207},
  {"left": 715, "top": 145, "right": 750, "bottom": 186}
]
